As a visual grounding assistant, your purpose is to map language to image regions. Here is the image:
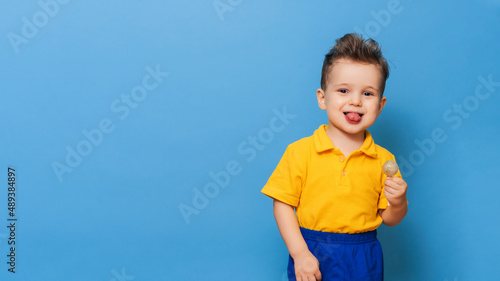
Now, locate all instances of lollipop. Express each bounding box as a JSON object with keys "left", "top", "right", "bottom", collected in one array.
[{"left": 382, "top": 160, "right": 399, "bottom": 177}]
